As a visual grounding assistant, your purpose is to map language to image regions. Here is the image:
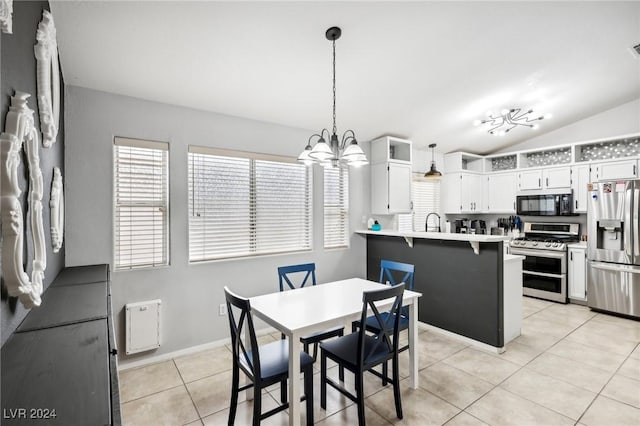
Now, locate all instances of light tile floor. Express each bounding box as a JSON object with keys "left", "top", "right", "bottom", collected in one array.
[{"left": 120, "top": 297, "right": 640, "bottom": 425}]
